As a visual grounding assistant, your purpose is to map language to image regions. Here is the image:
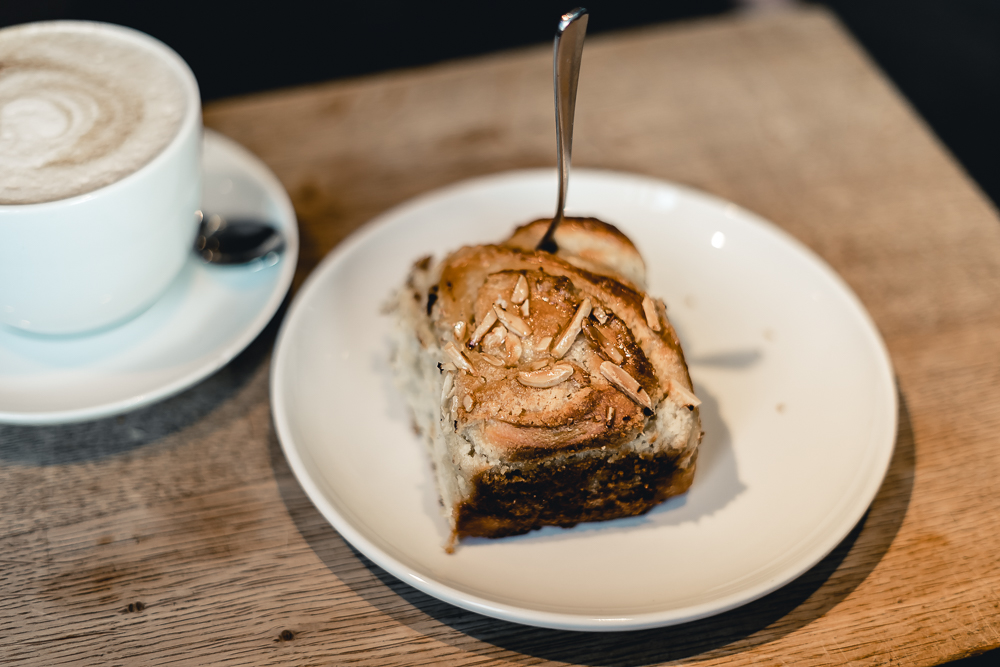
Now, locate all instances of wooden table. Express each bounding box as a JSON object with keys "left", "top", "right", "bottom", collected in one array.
[{"left": 4, "top": 6, "right": 1000, "bottom": 665}]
